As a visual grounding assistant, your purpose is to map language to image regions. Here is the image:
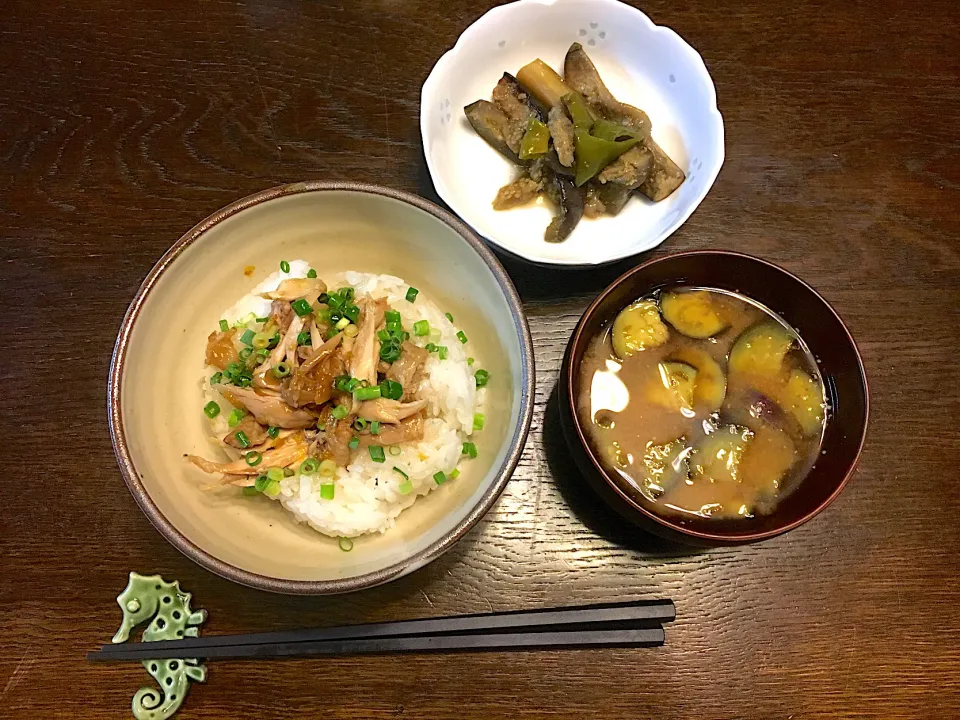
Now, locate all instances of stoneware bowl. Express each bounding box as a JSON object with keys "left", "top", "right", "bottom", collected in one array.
[
  {"left": 110, "top": 182, "right": 535, "bottom": 594},
  {"left": 421, "top": 0, "right": 724, "bottom": 266},
  {"left": 559, "top": 251, "right": 868, "bottom": 545}
]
